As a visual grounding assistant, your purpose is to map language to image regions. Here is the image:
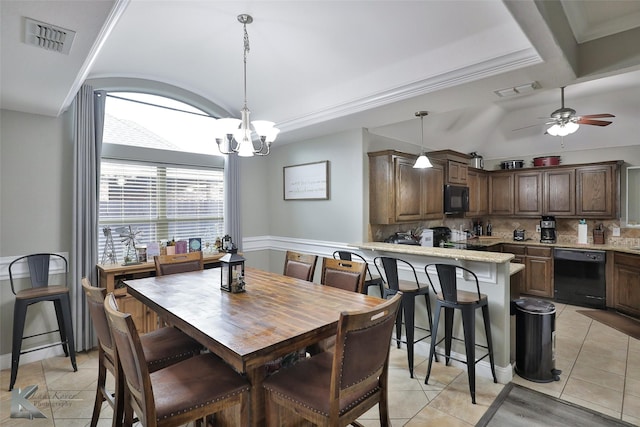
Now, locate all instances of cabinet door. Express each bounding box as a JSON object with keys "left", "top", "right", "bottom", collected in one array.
[
  {"left": 467, "top": 169, "right": 488, "bottom": 217},
  {"left": 423, "top": 161, "right": 444, "bottom": 218},
  {"left": 118, "top": 295, "right": 147, "bottom": 332},
  {"left": 576, "top": 165, "right": 614, "bottom": 217},
  {"left": 614, "top": 253, "right": 640, "bottom": 317},
  {"left": 525, "top": 256, "right": 553, "bottom": 297},
  {"left": 489, "top": 173, "right": 514, "bottom": 215},
  {"left": 394, "top": 157, "right": 423, "bottom": 221},
  {"left": 514, "top": 171, "right": 542, "bottom": 216},
  {"left": 544, "top": 169, "right": 575, "bottom": 216},
  {"left": 448, "top": 161, "right": 468, "bottom": 185}
]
